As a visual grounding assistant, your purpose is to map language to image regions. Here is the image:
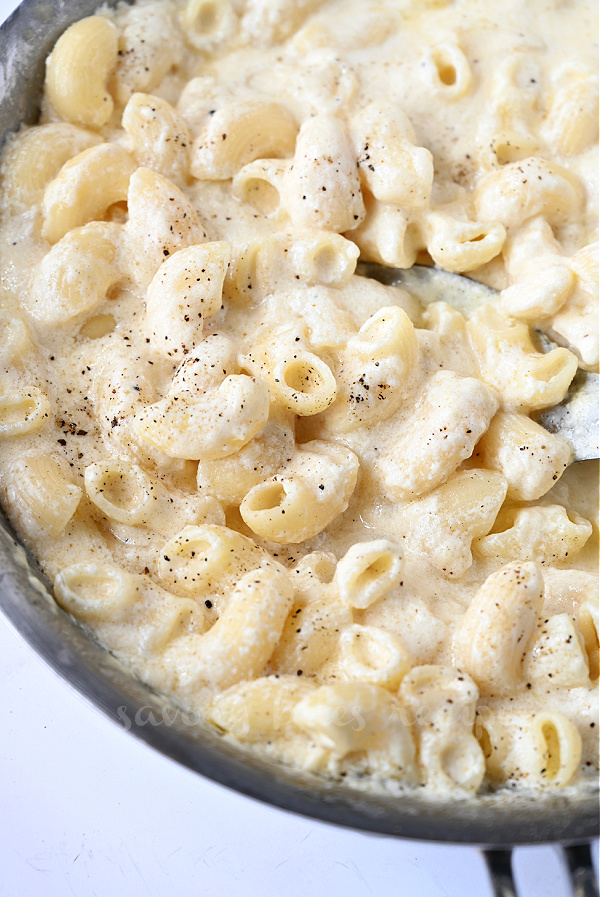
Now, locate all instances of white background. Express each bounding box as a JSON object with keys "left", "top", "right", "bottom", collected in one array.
[{"left": 0, "top": 0, "right": 598, "bottom": 894}]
